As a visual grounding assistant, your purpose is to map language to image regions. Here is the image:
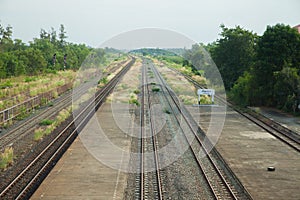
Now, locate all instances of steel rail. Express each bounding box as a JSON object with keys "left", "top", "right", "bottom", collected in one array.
[
  {"left": 144, "top": 65, "right": 164, "bottom": 200},
  {"left": 150, "top": 62, "right": 240, "bottom": 200},
  {"left": 171, "top": 67, "right": 300, "bottom": 152},
  {"left": 0, "top": 57, "right": 136, "bottom": 199}
]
